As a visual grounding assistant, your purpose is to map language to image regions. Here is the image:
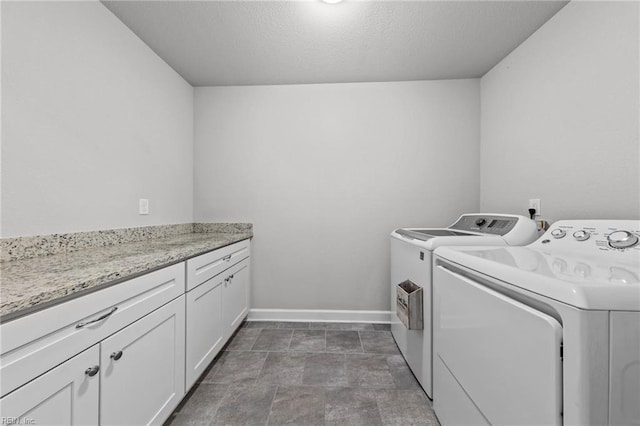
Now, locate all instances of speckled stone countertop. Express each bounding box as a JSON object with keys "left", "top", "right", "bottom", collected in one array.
[{"left": 0, "top": 224, "right": 252, "bottom": 322}]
